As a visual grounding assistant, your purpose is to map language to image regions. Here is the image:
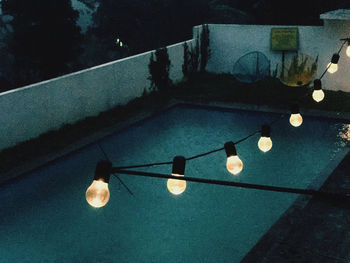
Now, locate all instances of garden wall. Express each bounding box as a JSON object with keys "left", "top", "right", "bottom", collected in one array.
[
  {"left": 0, "top": 40, "right": 193, "bottom": 151},
  {"left": 204, "top": 19, "right": 350, "bottom": 92}
]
